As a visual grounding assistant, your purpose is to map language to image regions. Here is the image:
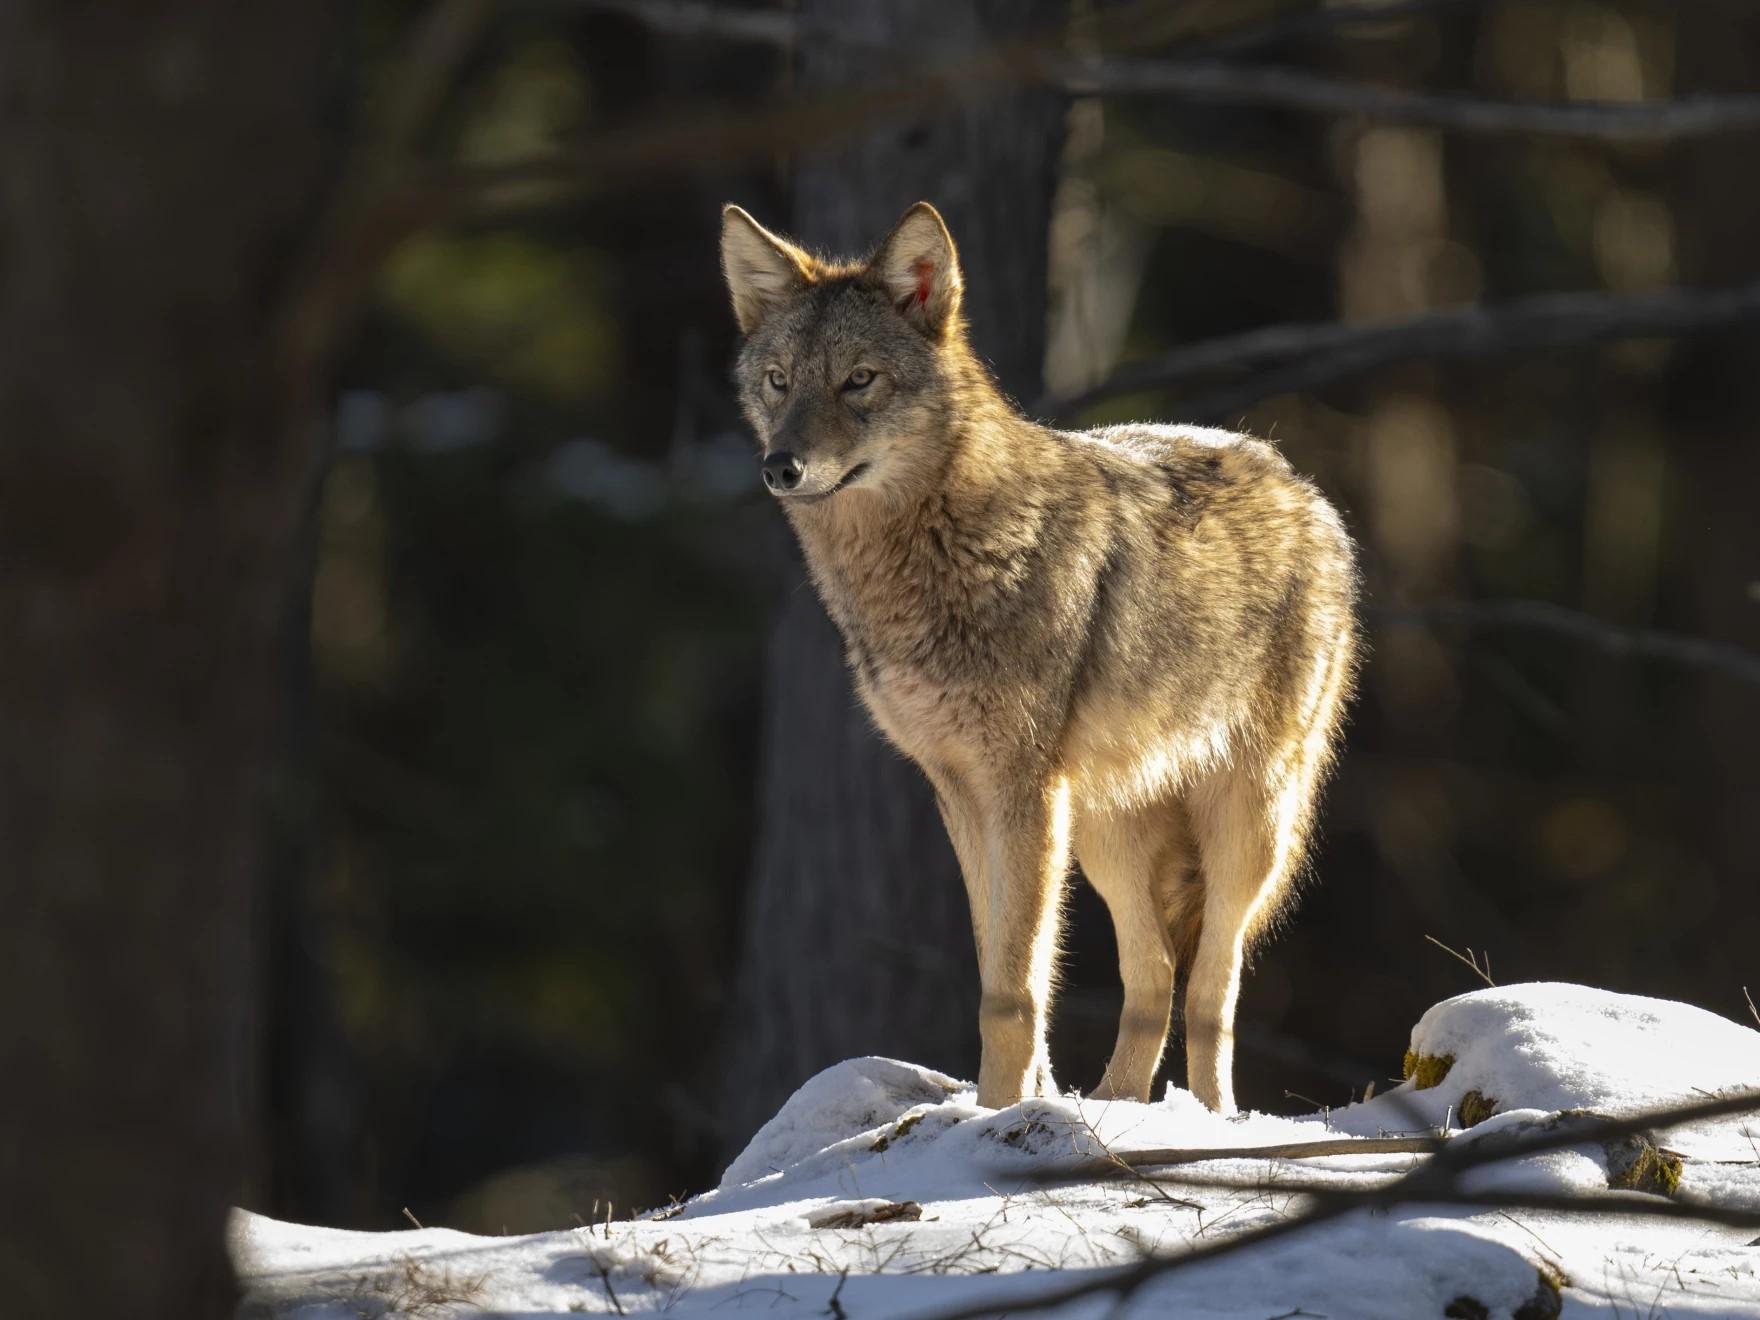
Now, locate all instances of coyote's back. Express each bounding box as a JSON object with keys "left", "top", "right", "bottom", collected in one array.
[{"left": 720, "top": 200, "right": 1357, "bottom": 1114}]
